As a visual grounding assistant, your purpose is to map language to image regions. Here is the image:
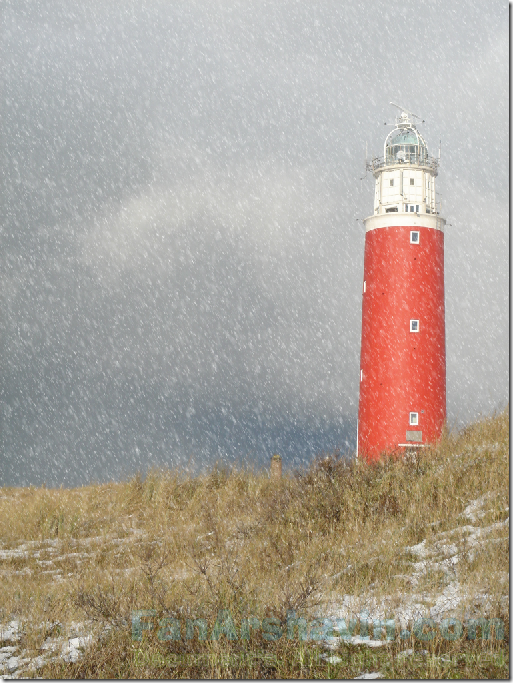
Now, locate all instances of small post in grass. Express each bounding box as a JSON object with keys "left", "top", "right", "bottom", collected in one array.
[{"left": 270, "top": 453, "right": 282, "bottom": 481}]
